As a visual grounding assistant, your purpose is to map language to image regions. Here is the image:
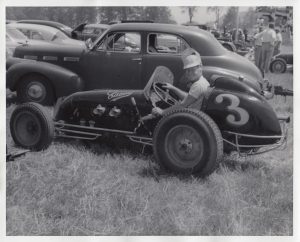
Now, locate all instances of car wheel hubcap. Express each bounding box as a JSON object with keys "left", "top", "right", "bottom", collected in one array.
[
  {"left": 274, "top": 62, "right": 284, "bottom": 72},
  {"left": 179, "top": 138, "right": 193, "bottom": 153},
  {"left": 27, "top": 82, "right": 46, "bottom": 100},
  {"left": 165, "top": 125, "right": 204, "bottom": 169}
]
